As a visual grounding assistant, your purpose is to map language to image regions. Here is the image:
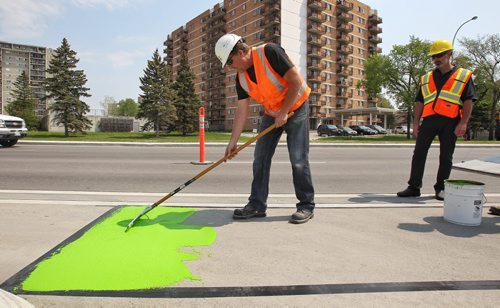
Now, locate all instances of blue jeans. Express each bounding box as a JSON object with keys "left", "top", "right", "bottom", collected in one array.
[{"left": 247, "top": 101, "right": 315, "bottom": 211}]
